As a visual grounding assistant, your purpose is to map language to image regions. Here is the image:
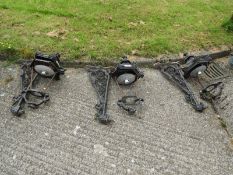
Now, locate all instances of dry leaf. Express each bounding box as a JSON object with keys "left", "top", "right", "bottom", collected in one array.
[
  {"left": 46, "top": 29, "right": 68, "bottom": 39},
  {"left": 139, "top": 20, "right": 145, "bottom": 25},
  {"left": 131, "top": 50, "right": 139, "bottom": 55},
  {"left": 128, "top": 22, "right": 138, "bottom": 27},
  {"left": 74, "top": 38, "right": 79, "bottom": 42},
  {"left": 33, "top": 31, "right": 41, "bottom": 36},
  {"left": 108, "top": 16, "right": 113, "bottom": 22}
]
